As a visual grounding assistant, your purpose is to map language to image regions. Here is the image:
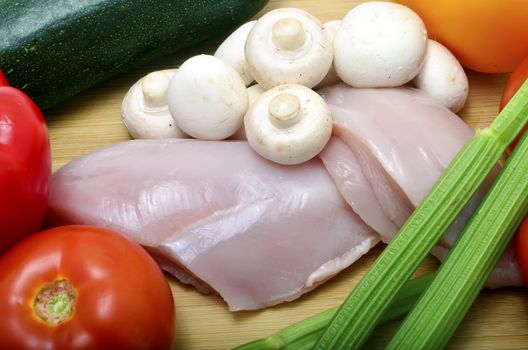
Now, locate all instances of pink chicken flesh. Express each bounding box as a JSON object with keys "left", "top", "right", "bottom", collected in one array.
[
  {"left": 318, "top": 85, "right": 523, "bottom": 287},
  {"left": 48, "top": 140, "right": 379, "bottom": 311},
  {"left": 48, "top": 85, "right": 524, "bottom": 311},
  {"left": 319, "top": 85, "right": 474, "bottom": 240}
]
